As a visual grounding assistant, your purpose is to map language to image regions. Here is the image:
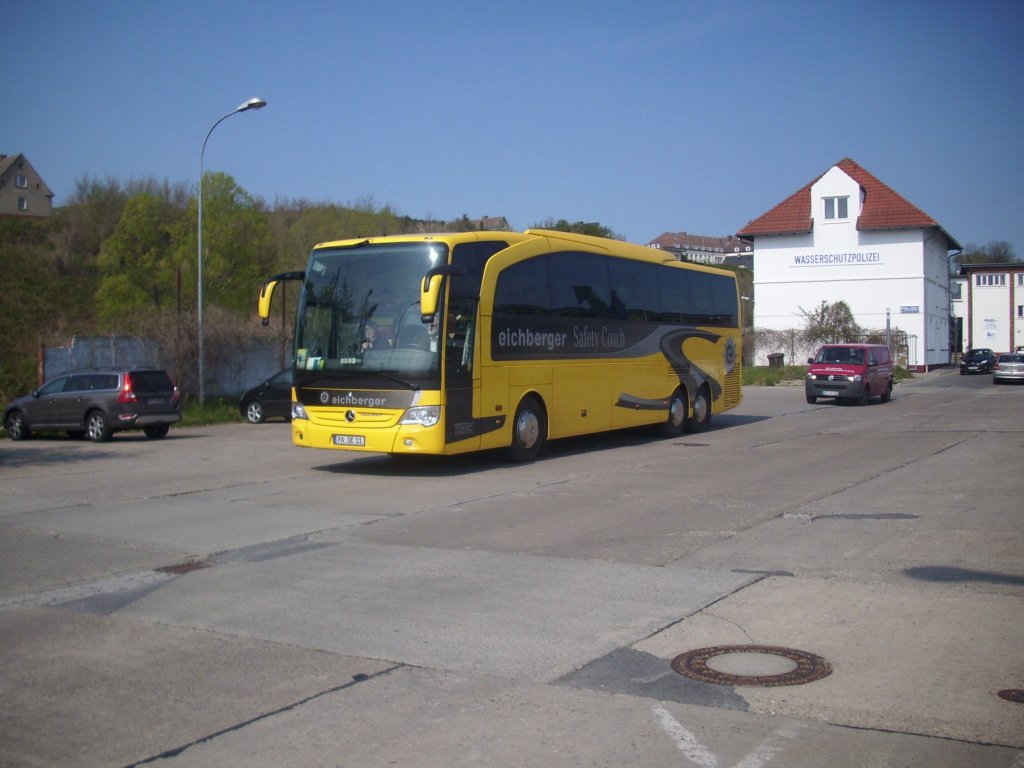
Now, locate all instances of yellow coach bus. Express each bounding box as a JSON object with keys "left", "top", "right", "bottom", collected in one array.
[{"left": 258, "top": 229, "right": 741, "bottom": 461}]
